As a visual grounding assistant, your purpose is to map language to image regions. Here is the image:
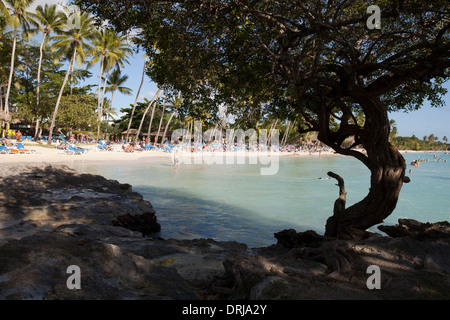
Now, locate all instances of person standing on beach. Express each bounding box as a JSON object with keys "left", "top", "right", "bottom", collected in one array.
[{"left": 15, "top": 130, "right": 22, "bottom": 142}]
